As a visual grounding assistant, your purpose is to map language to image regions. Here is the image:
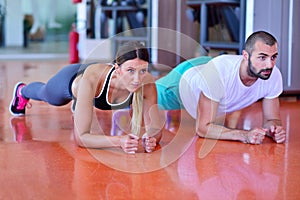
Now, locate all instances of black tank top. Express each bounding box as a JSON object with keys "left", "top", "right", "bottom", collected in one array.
[{"left": 94, "top": 67, "right": 133, "bottom": 110}]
